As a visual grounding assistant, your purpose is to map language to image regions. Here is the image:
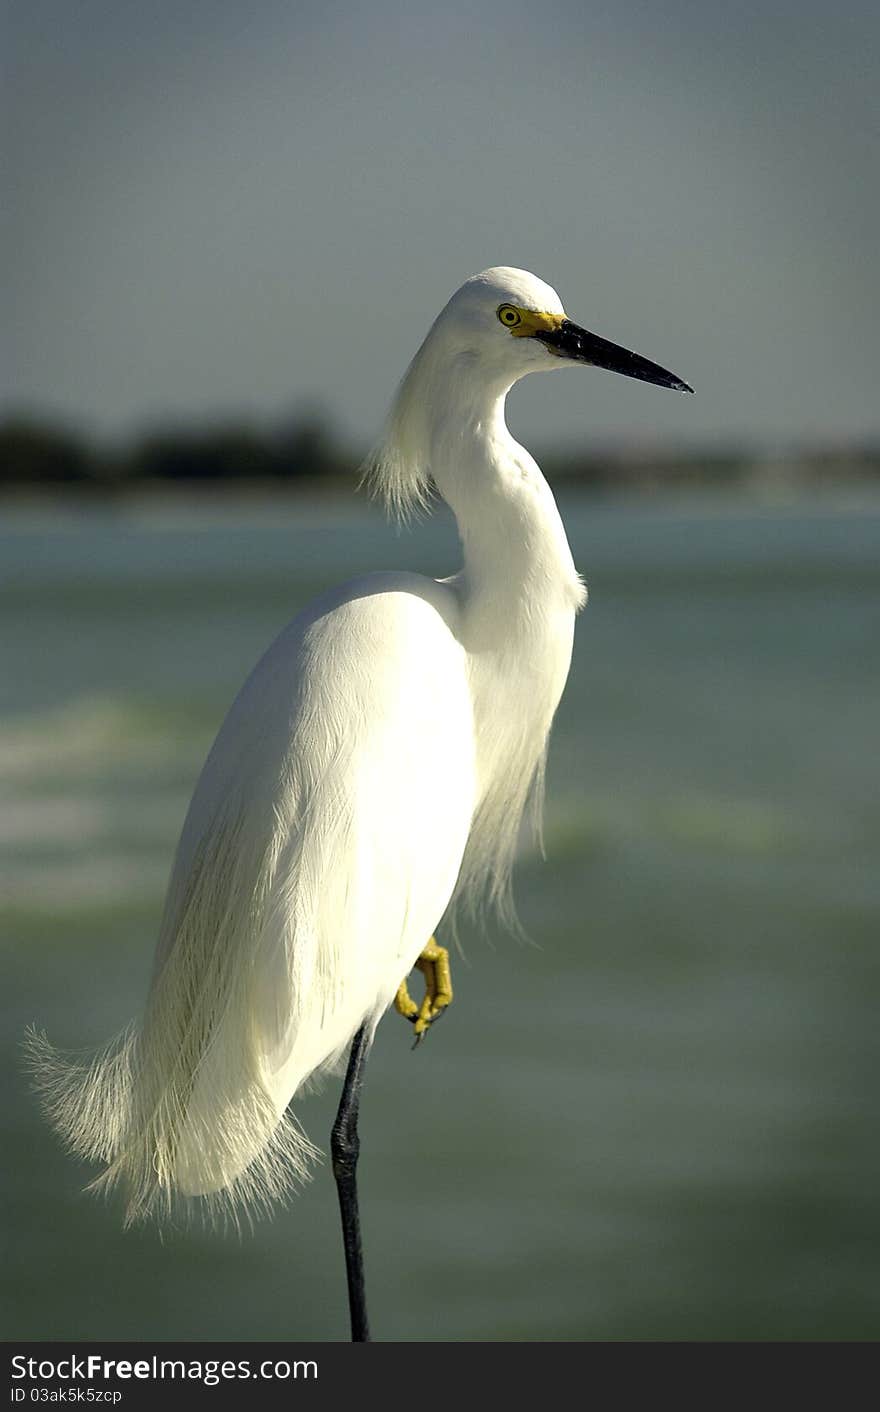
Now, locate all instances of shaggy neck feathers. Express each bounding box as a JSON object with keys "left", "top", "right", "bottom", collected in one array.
[{"left": 366, "top": 342, "right": 586, "bottom": 621}]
